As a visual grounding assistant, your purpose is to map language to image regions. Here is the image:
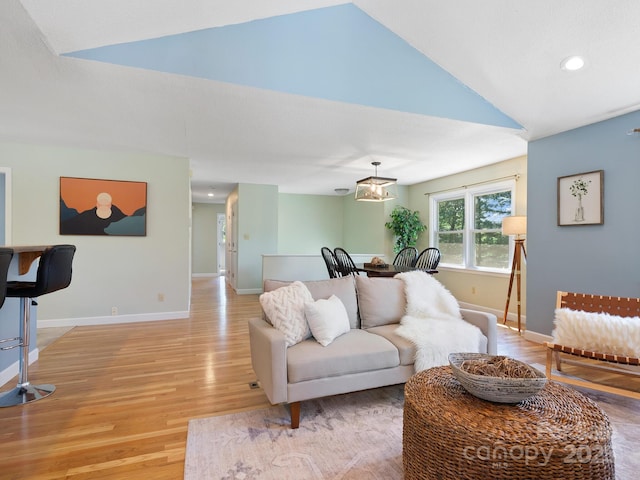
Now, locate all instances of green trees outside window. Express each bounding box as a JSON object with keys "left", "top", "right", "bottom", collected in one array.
[{"left": 434, "top": 186, "right": 512, "bottom": 269}]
